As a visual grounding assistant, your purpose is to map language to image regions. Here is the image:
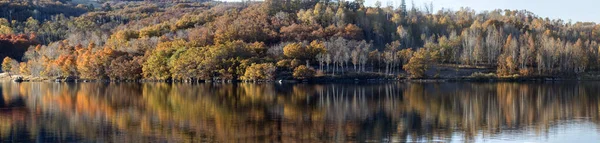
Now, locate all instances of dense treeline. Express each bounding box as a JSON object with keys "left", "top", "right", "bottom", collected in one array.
[
  {"left": 2, "top": 0, "right": 600, "bottom": 81},
  {"left": 0, "top": 0, "right": 89, "bottom": 62},
  {"left": 0, "top": 0, "right": 88, "bottom": 22}
]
